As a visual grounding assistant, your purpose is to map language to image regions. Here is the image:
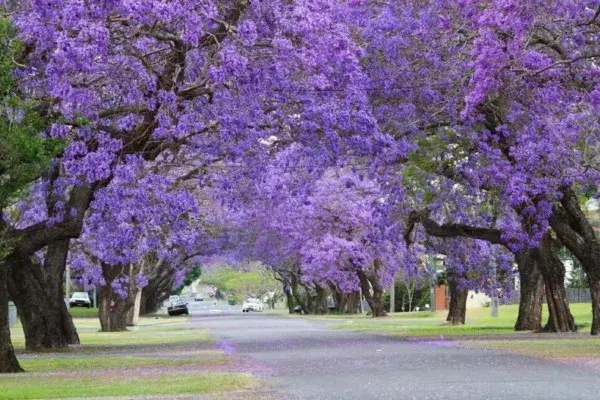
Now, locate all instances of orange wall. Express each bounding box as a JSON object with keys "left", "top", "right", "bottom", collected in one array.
[{"left": 435, "top": 284, "right": 448, "bottom": 311}]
